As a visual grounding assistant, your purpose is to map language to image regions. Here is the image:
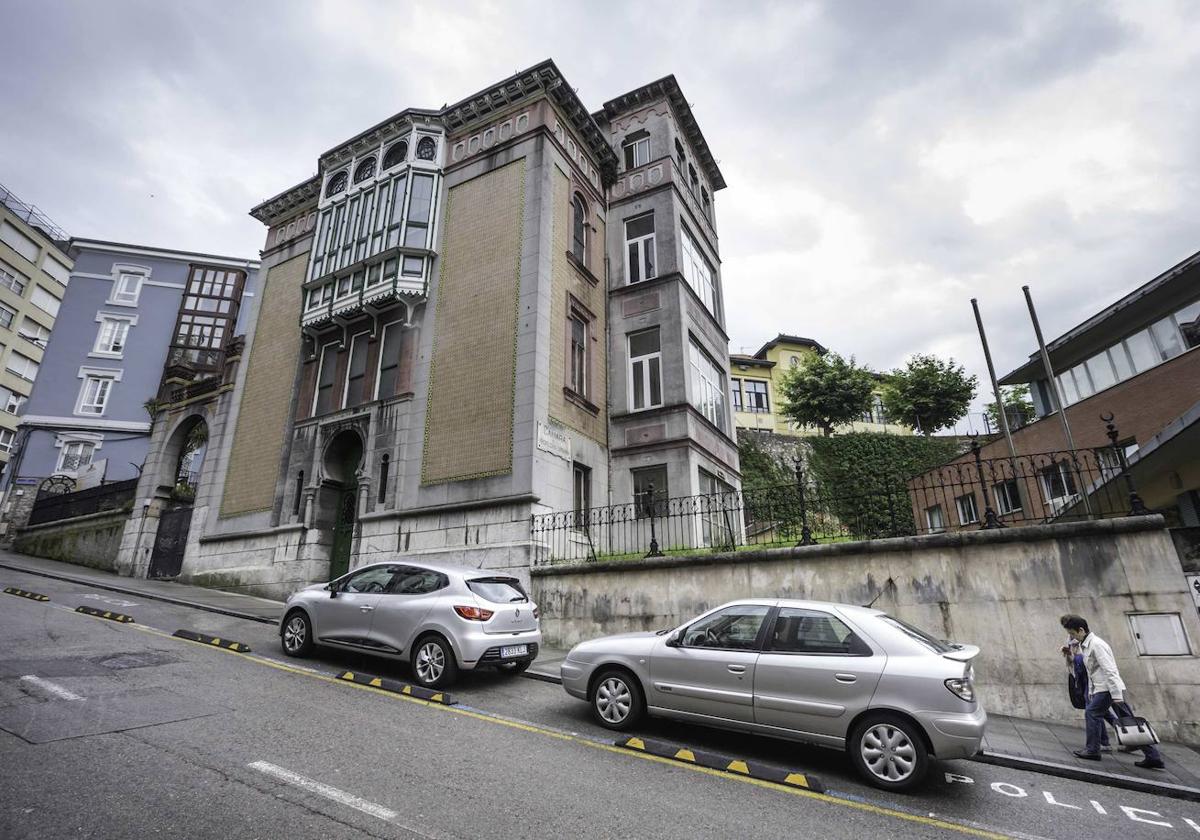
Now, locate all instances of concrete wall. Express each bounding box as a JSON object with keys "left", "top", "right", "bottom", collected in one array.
[
  {"left": 532, "top": 515, "right": 1200, "bottom": 744},
  {"left": 14, "top": 509, "right": 129, "bottom": 571}
]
